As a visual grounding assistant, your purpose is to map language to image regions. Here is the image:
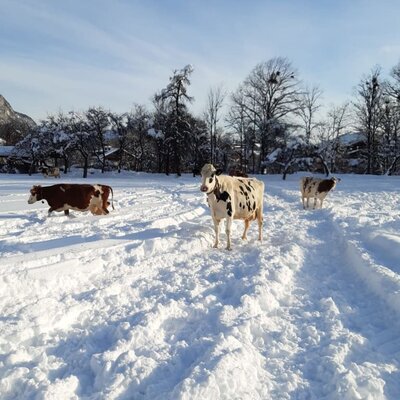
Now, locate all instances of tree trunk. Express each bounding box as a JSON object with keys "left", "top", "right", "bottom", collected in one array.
[
  {"left": 282, "top": 149, "right": 295, "bottom": 180},
  {"left": 63, "top": 157, "right": 69, "bottom": 174},
  {"left": 83, "top": 158, "right": 88, "bottom": 178},
  {"left": 386, "top": 155, "right": 400, "bottom": 176},
  {"left": 317, "top": 155, "right": 330, "bottom": 176}
]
